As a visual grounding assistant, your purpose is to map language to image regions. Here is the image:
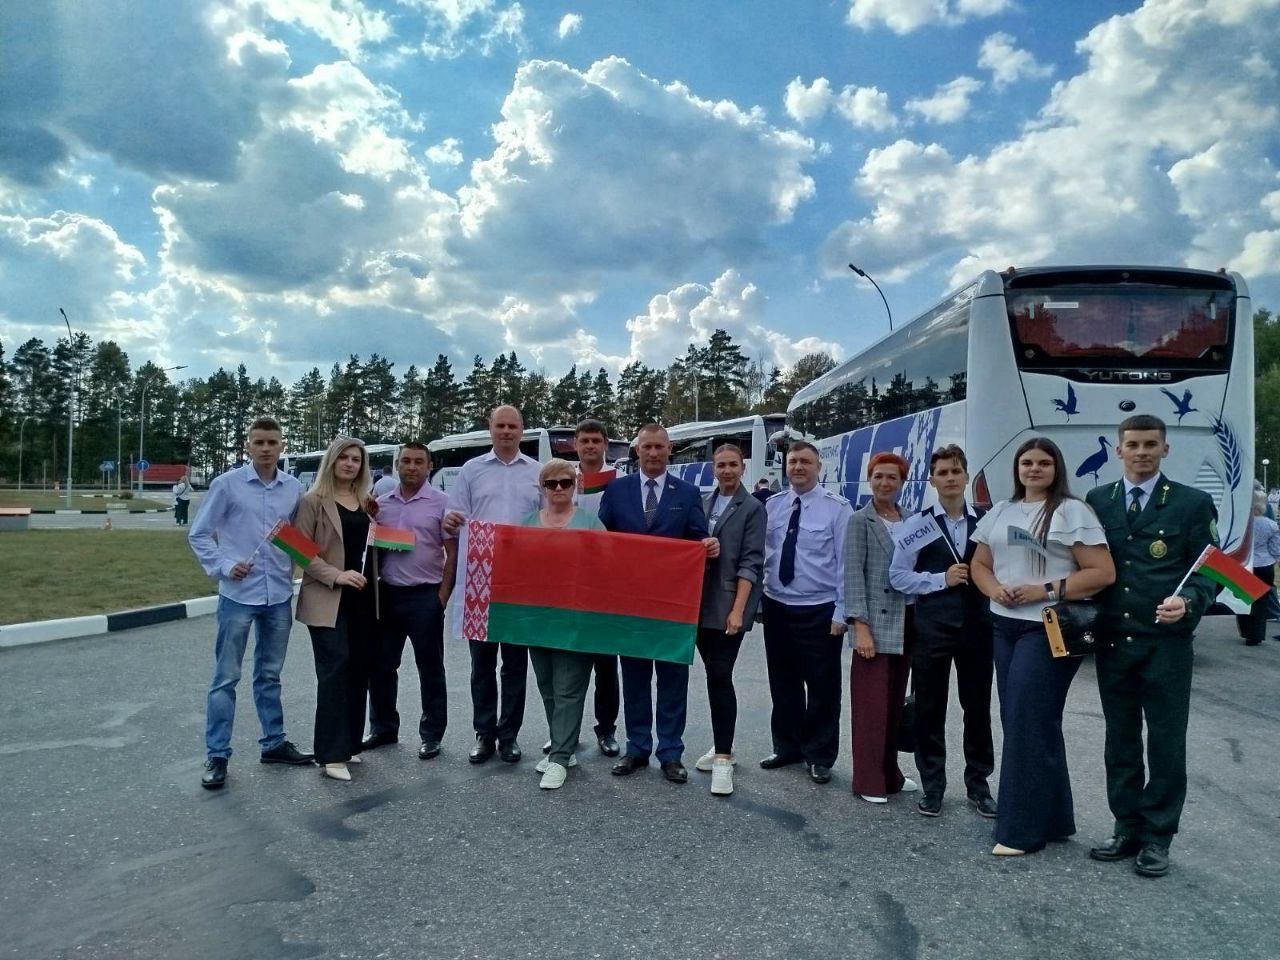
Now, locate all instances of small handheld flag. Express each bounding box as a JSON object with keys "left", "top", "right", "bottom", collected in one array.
[
  {"left": 369, "top": 523, "right": 415, "bottom": 551},
  {"left": 579, "top": 469, "right": 617, "bottom": 495},
  {"left": 895, "top": 513, "right": 943, "bottom": 555},
  {"left": 1174, "top": 544, "right": 1269, "bottom": 605},
  {"left": 268, "top": 520, "right": 321, "bottom": 567},
  {"left": 1007, "top": 525, "right": 1049, "bottom": 559}
]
